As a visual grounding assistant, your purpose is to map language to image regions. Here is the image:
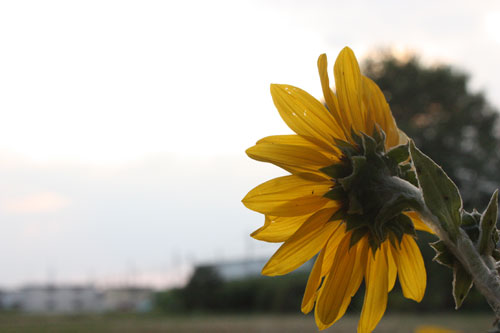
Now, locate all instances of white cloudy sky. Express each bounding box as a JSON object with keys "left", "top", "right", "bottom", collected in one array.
[{"left": 0, "top": 0, "right": 499, "bottom": 288}]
